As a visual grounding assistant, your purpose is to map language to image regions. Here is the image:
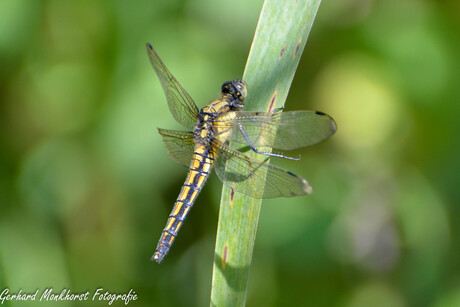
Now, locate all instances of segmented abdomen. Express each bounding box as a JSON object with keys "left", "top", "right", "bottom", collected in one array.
[{"left": 152, "top": 144, "right": 214, "bottom": 263}]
